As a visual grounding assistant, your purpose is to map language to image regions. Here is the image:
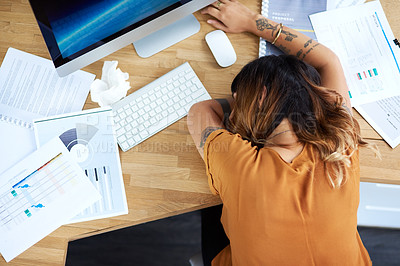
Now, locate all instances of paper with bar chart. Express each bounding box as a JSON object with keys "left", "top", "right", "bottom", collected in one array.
[
  {"left": 33, "top": 107, "right": 128, "bottom": 223},
  {"left": 0, "top": 137, "right": 101, "bottom": 262},
  {"left": 310, "top": 0, "right": 400, "bottom": 107}
]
